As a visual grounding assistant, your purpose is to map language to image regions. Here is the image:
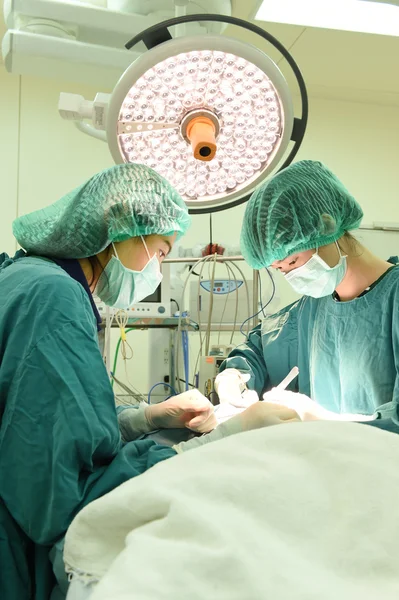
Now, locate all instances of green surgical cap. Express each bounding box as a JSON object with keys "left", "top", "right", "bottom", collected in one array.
[
  {"left": 240, "top": 160, "right": 363, "bottom": 268},
  {"left": 13, "top": 163, "right": 191, "bottom": 259}
]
